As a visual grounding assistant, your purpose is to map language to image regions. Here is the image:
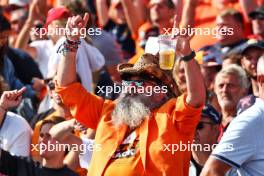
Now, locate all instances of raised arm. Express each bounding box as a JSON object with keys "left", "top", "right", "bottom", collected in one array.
[
  {"left": 14, "top": 2, "right": 39, "bottom": 58},
  {"left": 56, "top": 13, "right": 105, "bottom": 130},
  {"left": 173, "top": 17, "right": 206, "bottom": 107},
  {"left": 49, "top": 119, "right": 82, "bottom": 145},
  {"left": 239, "top": 0, "right": 258, "bottom": 21},
  {"left": 56, "top": 14, "right": 89, "bottom": 87},
  {"left": 180, "top": 0, "right": 197, "bottom": 29},
  {"left": 96, "top": 0, "right": 110, "bottom": 27},
  {"left": 120, "top": 0, "right": 145, "bottom": 36}
]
